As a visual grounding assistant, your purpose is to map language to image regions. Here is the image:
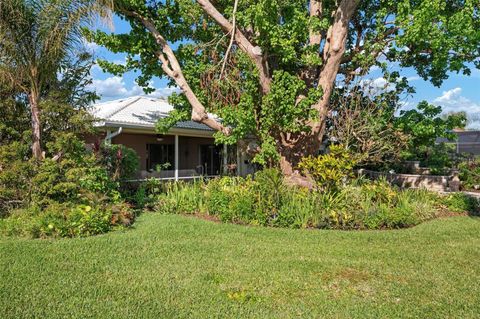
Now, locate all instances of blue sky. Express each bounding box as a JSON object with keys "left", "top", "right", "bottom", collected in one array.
[{"left": 86, "top": 15, "right": 480, "bottom": 128}]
